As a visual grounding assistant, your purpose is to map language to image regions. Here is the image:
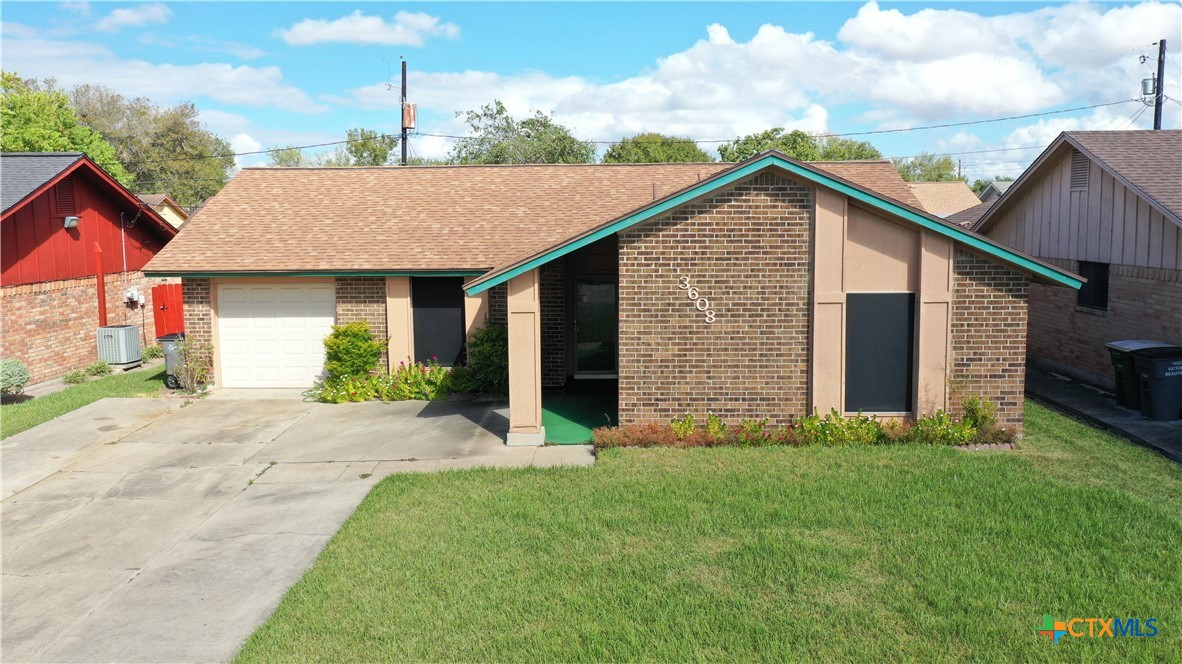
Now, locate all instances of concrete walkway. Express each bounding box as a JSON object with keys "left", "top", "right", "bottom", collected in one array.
[
  {"left": 1026, "top": 366, "right": 1182, "bottom": 463},
  {"left": 1, "top": 396, "right": 593, "bottom": 663}
]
